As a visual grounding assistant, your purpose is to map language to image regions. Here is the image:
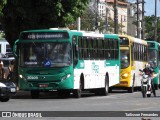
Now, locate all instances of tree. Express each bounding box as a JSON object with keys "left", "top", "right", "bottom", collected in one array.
[
  {"left": 81, "top": 8, "right": 95, "bottom": 31},
  {"left": 67, "top": 7, "right": 96, "bottom": 31},
  {"left": 144, "top": 15, "right": 160, "bottom": 42},
  {"left": 0, "top": 0, "right": 6, "bottom": 38},
  {"left": 0, "top": 0, "right": 6, "bottom": 21},
  {"left": 1, "top": 0, "right": 89, "bottom": 47}
]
